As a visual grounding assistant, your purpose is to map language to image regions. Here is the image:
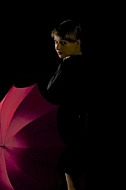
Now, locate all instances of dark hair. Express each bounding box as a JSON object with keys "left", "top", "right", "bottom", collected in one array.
[{"left": 51, "top": 19, "right": 82, "bottom": 42}]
